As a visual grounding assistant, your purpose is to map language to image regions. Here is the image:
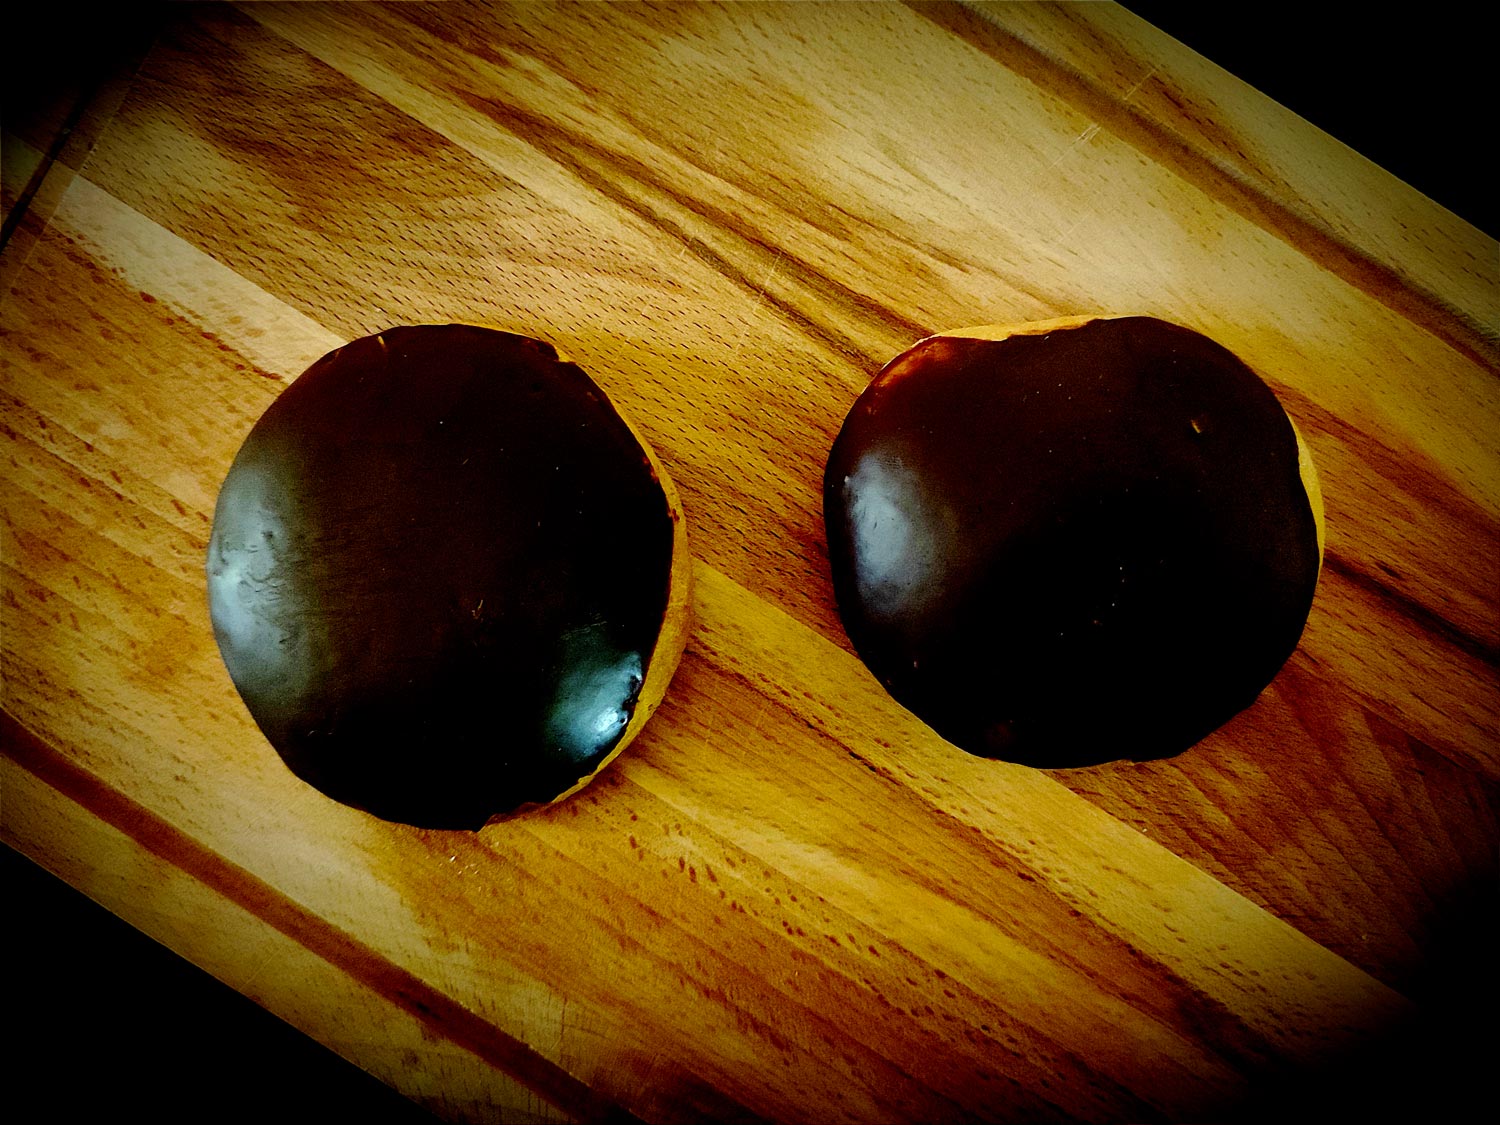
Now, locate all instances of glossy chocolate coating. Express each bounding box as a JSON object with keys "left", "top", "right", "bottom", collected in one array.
[
  {"left": 207, "top": 326, "right": 676, "bottom": 827},
  {"left": 824, "top": 317, "right": 1320, "bottom": 767}
]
